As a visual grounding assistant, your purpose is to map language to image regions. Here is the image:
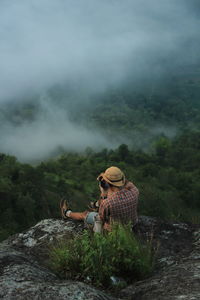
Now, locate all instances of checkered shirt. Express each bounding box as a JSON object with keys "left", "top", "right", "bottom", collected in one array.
[{"left": 99, "top": 182, "right": 139, "bottom": 229}]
